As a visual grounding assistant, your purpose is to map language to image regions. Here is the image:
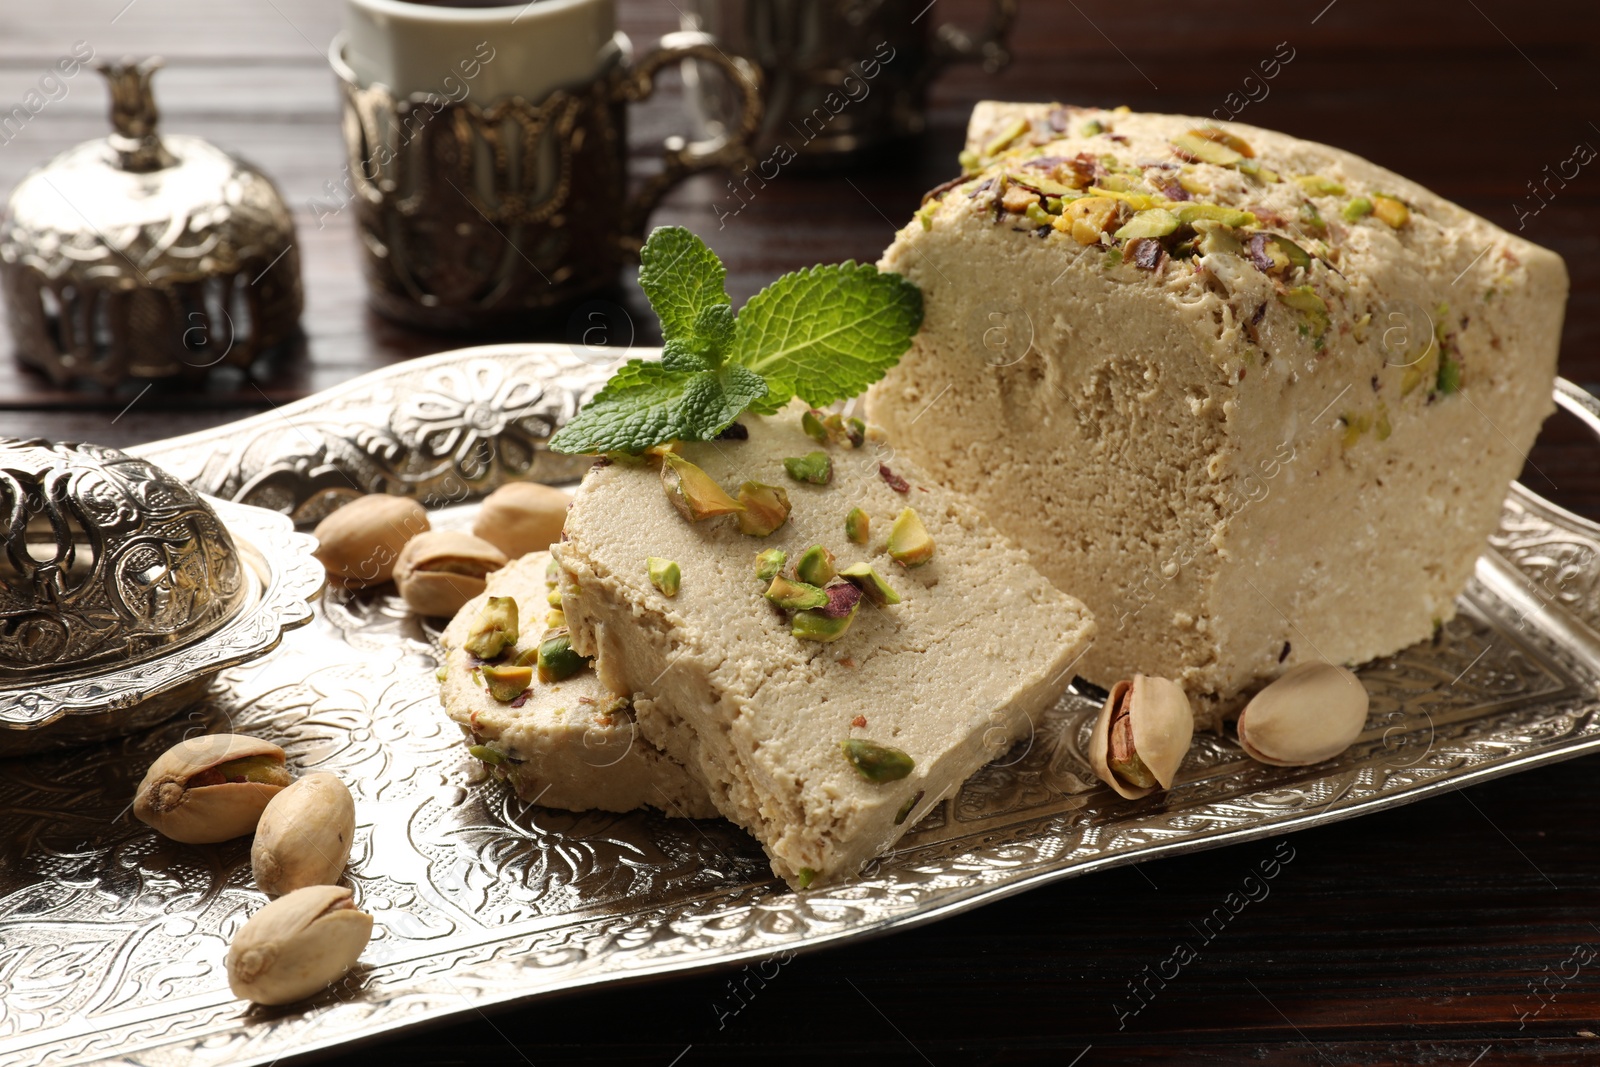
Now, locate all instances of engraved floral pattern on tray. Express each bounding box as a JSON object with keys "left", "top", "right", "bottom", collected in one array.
[{"left": 3, "top": 350, "right": 1598, "bottom": 1067}]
